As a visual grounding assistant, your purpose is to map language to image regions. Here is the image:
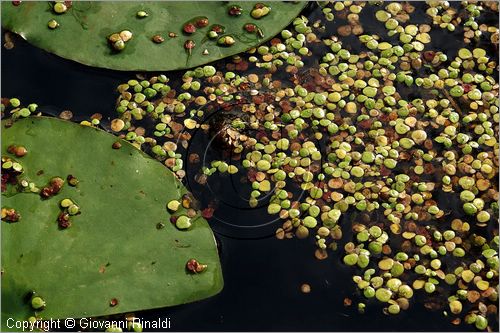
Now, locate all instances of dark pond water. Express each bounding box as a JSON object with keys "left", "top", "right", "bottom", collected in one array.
[{"left": 2, "top": 1, "right": 498, "bottom": 331}]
